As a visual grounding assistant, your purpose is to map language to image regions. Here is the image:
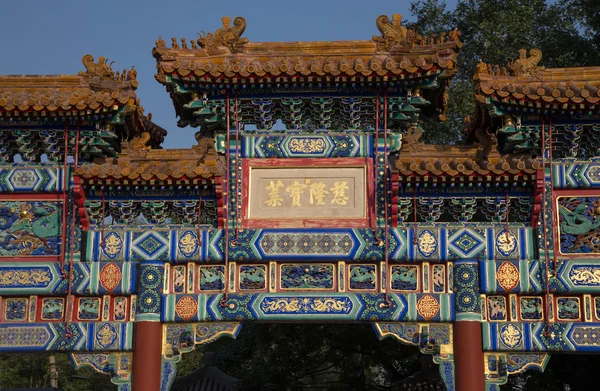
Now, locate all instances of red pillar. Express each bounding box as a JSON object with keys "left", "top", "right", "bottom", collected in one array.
[
  {"left": 132, "top": 321, "right": 162, "bottom": 391},
  {"left": 454, "top": 321, "right": 485, "bottom": 391}
]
